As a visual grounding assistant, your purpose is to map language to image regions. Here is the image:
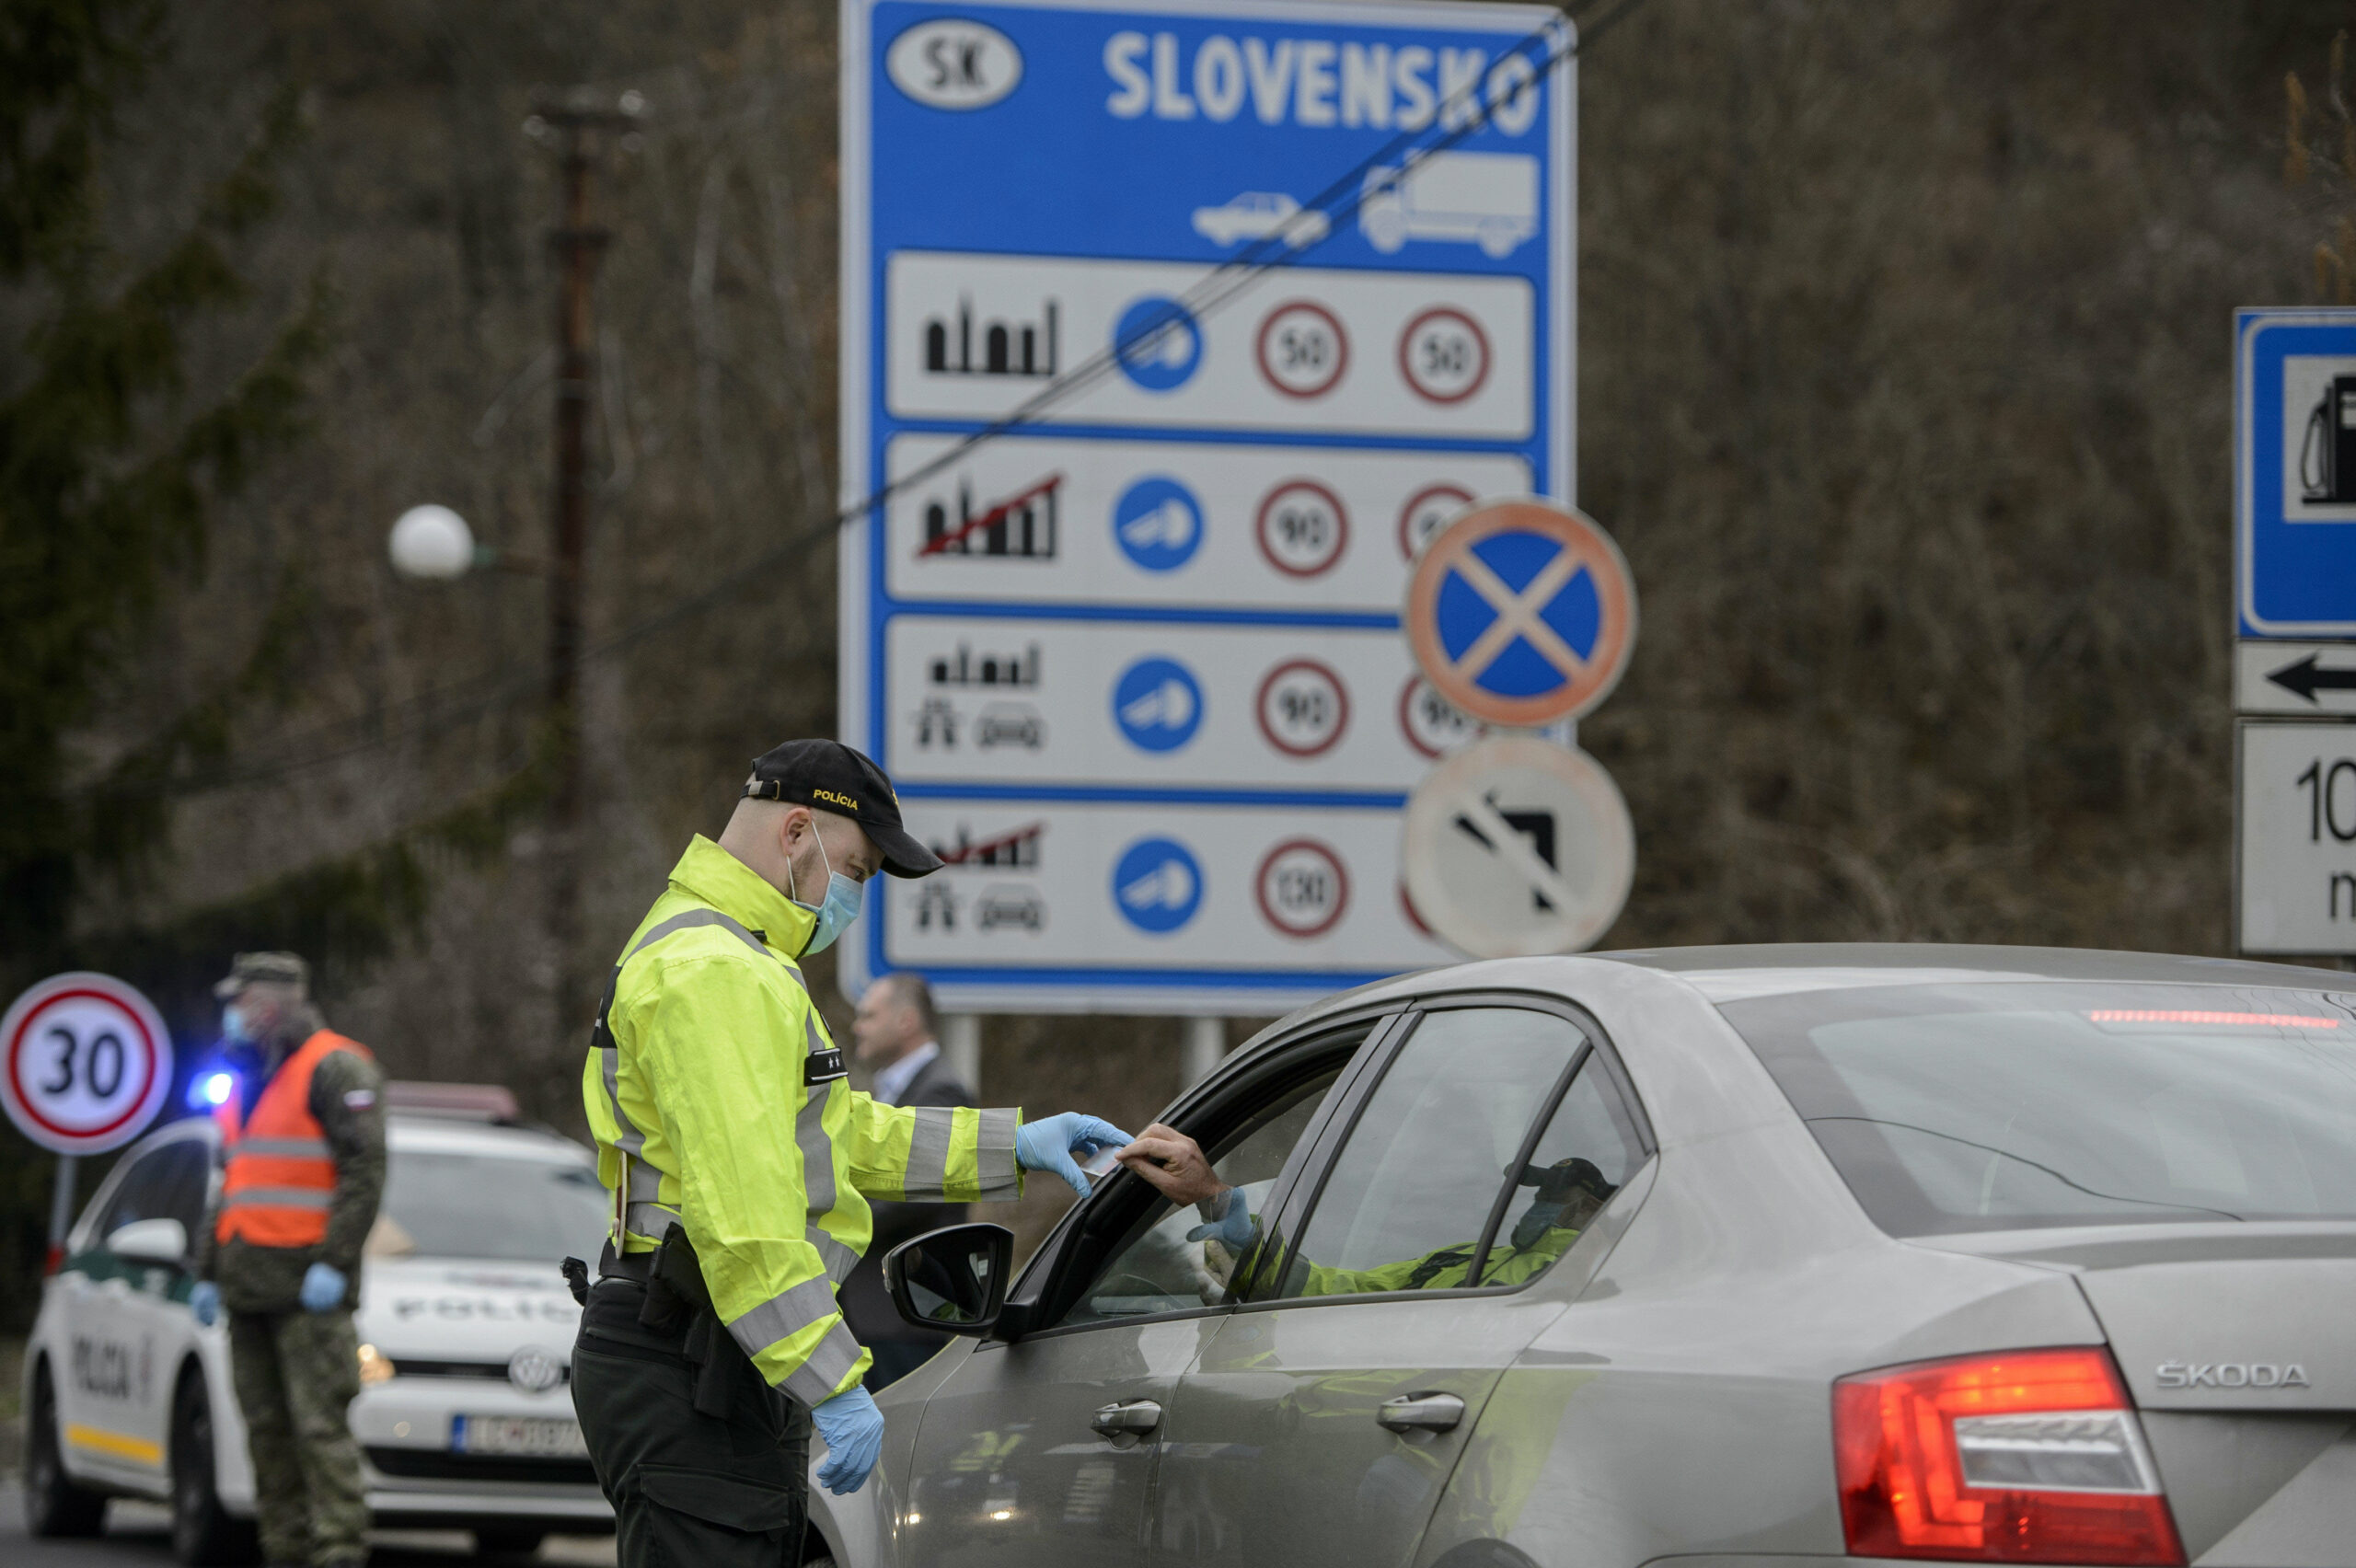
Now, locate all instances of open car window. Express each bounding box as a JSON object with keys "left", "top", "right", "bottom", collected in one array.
[
  {"left": 1047, "top": 1055, "right": 1346, "bottom": 1331},
  {"left": 1248, "top": 1005, "right": 1641, "bottom": 1302}
]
